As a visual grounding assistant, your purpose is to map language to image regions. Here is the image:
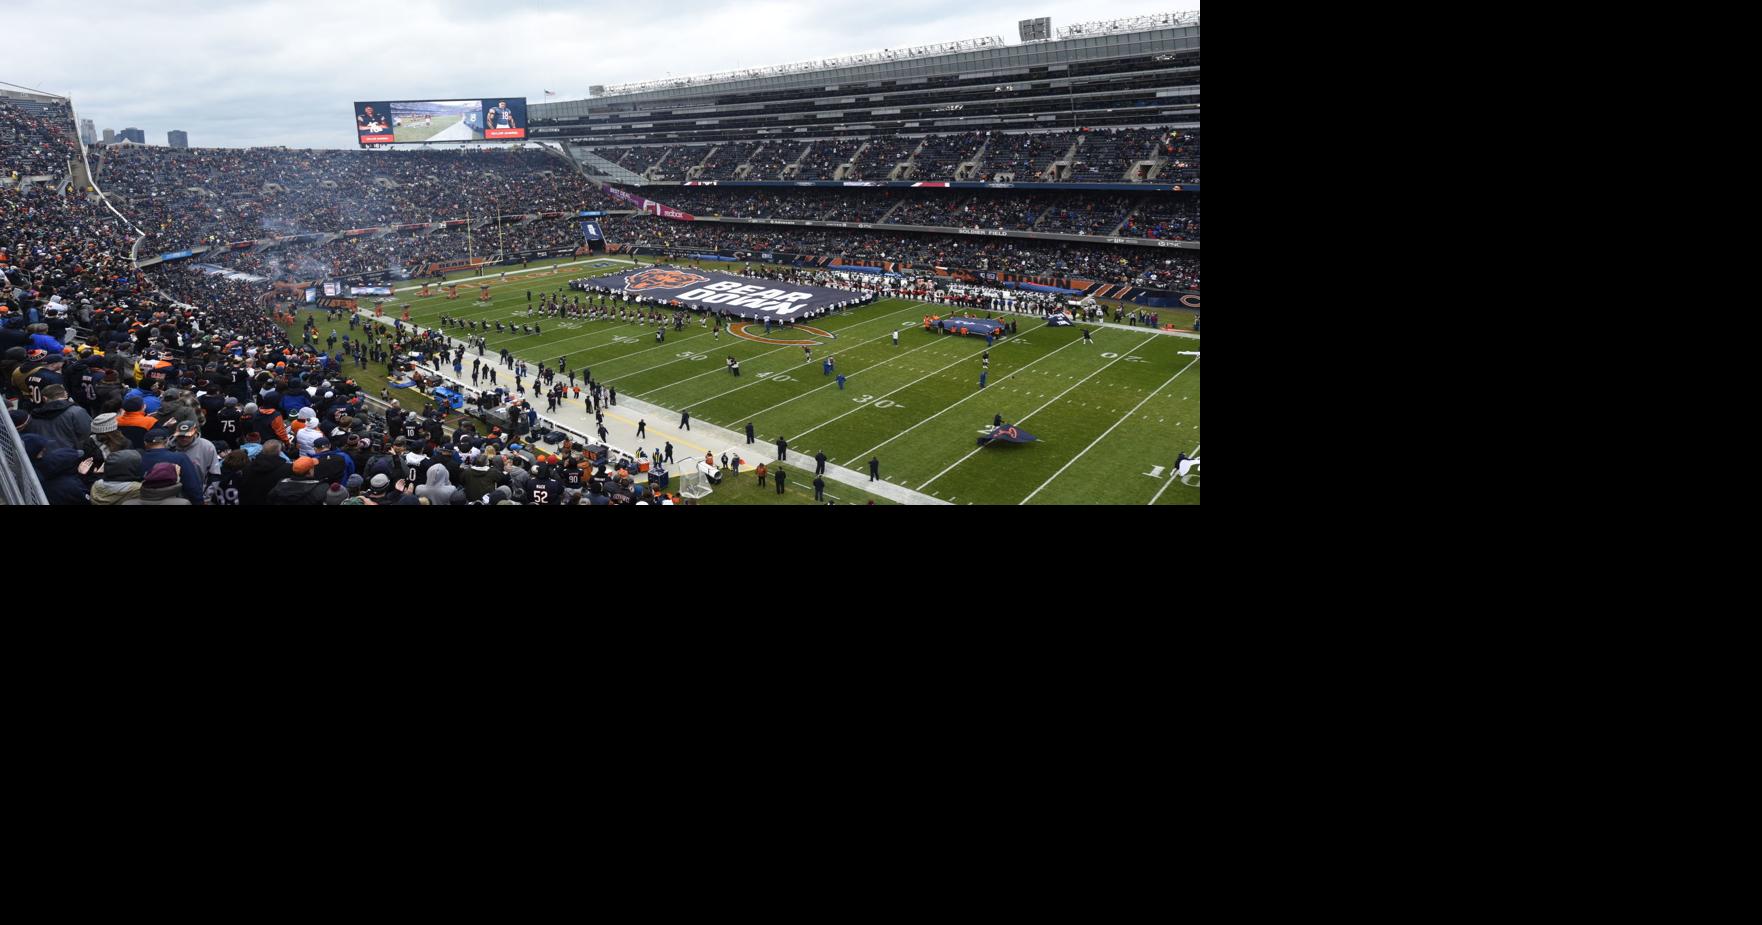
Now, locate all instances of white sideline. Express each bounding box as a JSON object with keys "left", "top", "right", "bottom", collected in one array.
[{"left": 1019, "top": 356, "right": 1200, "bottom": 504}]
